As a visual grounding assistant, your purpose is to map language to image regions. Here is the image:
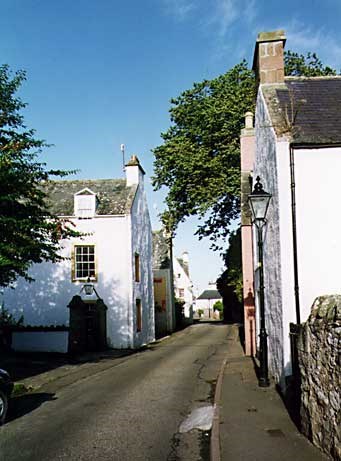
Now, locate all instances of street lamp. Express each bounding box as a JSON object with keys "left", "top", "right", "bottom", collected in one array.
[
  {"left": 83, "top": 277, "right": 94, "bottom": 296},
  {"left": 248, "top": 176, "right": 272, "bottom": 387}
]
